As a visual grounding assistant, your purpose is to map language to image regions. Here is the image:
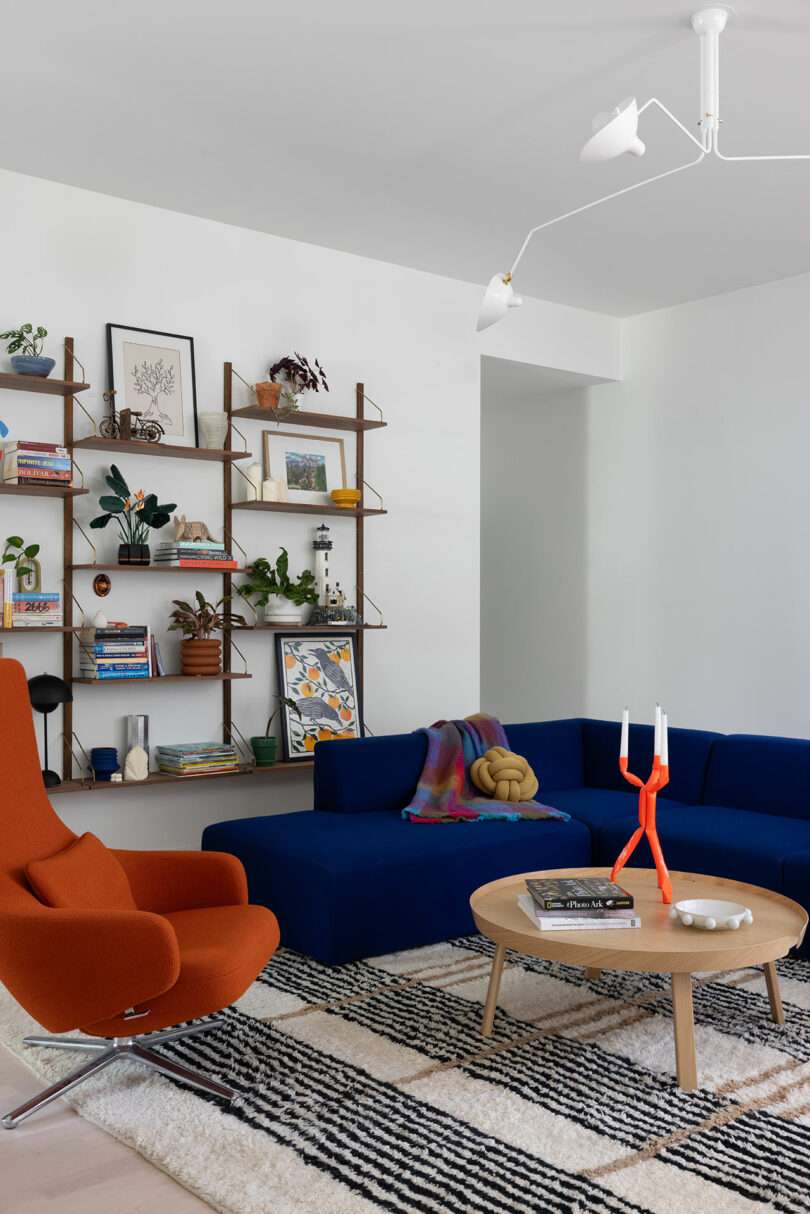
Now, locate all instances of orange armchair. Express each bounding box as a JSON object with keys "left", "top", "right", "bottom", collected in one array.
[{"left": 0, "top": 658, "right": 280, "bottom": 1128}]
